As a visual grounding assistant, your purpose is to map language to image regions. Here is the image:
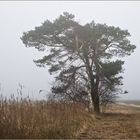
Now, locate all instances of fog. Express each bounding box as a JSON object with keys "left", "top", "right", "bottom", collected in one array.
[{"left": 0, "top": 1, "right": 140, "bottom": 100}]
